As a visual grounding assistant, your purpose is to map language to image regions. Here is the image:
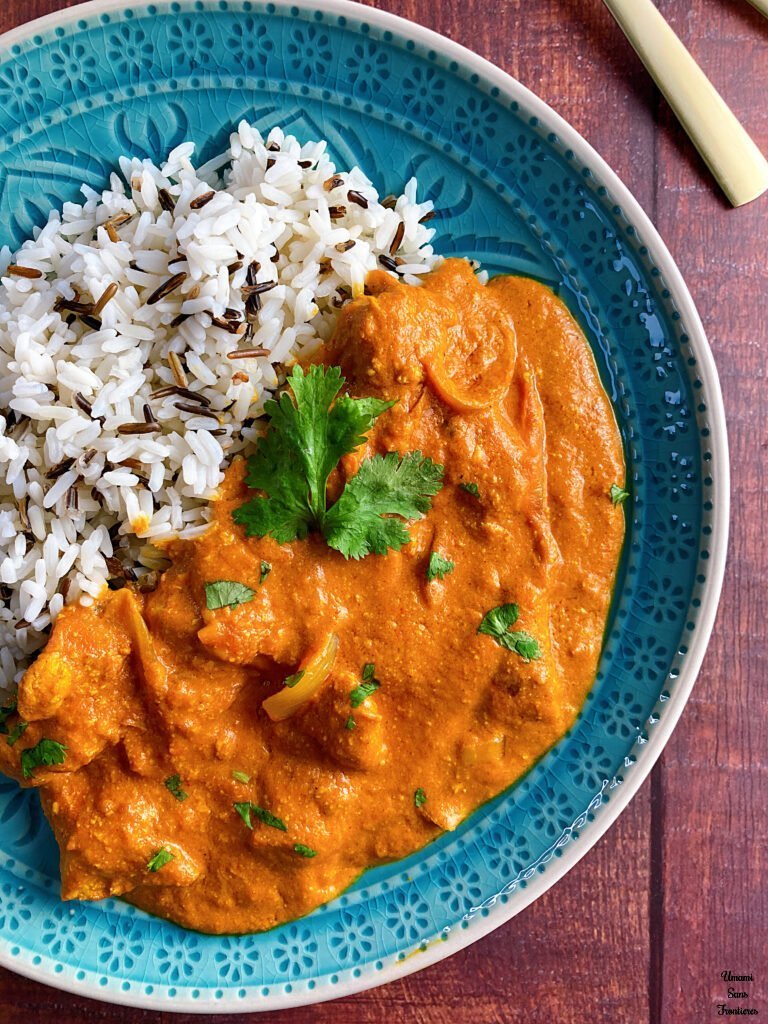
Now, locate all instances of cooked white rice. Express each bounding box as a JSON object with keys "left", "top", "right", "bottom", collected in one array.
[{"left": 0, "top": 120, "right": 441, "bottom": 690}]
